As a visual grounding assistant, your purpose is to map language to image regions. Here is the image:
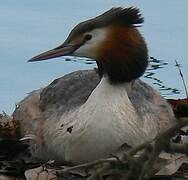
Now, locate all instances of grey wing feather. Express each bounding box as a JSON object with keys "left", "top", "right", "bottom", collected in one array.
[
  {"left": 128, "top": 80, "right": 175, "bottom": 131},
  {"left": 40, "top": 69, "right": 100, "bottom": 114}
]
